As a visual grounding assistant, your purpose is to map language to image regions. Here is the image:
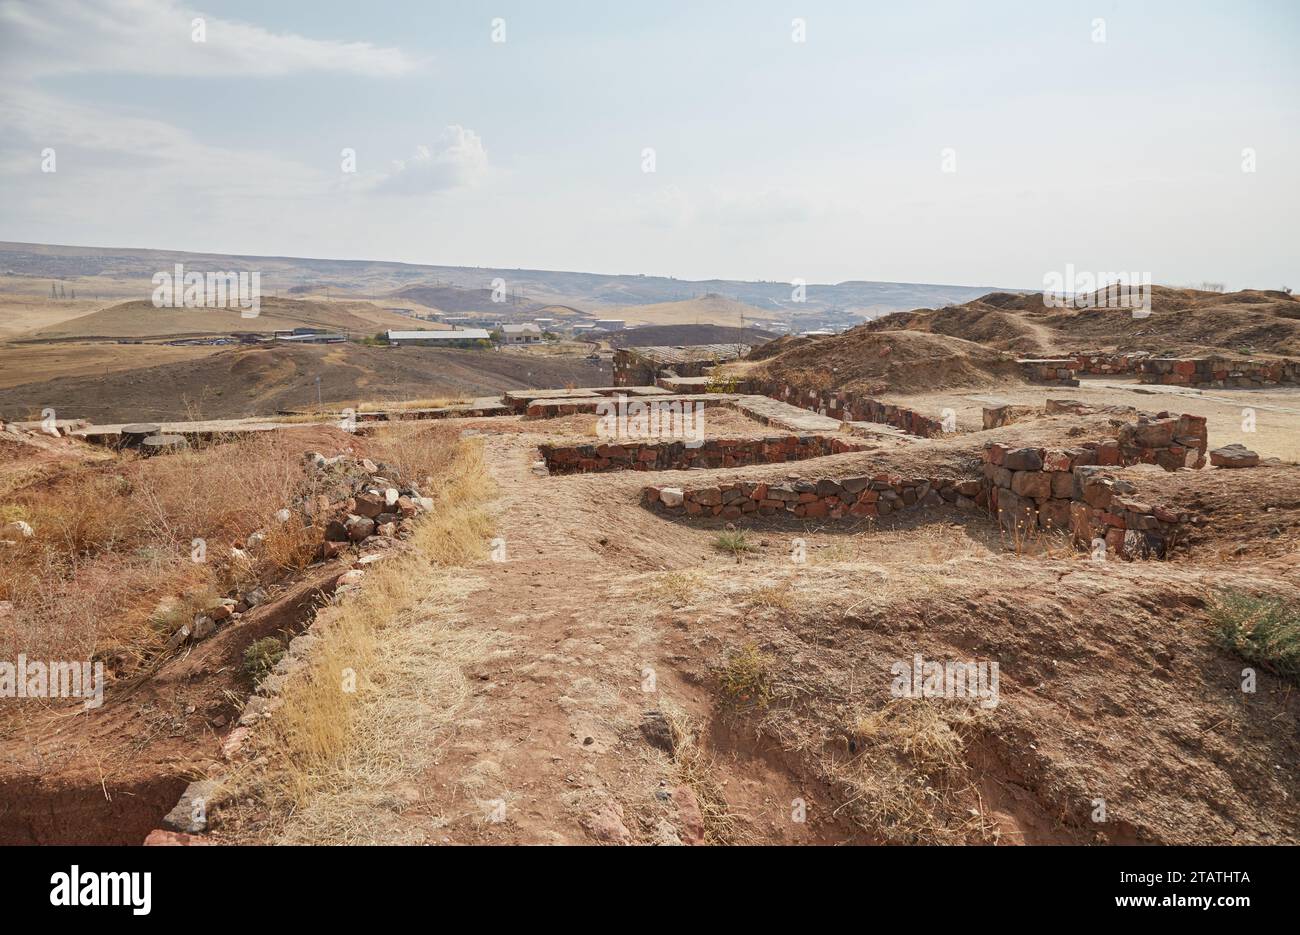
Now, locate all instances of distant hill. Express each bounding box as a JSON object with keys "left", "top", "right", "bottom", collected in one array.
[
  {"left": 0, "top": 241, "right": 1017, "bottom": 320},
  {"left": 864, "top": 287, "right": 1300, "bottom": 358},
  {"left": 604, "top": 323, "right": 777, "bottom": 348},
  {"left": 598, "top": 294, "right": 778, "bottom": 327},
  {"left": 14, "top": 297, "right": 415, "bottom": 341}
]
